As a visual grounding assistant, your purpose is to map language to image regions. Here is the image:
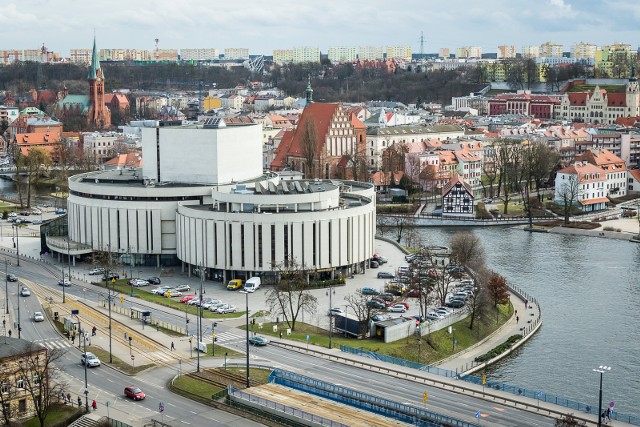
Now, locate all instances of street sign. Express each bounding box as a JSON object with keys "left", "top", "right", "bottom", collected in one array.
[
  {"left": 454, "top": 339, "right": 458, "bottom": 345},
  {"left": 610, "top": 401, "right": 615, "bottom": 408},
  {"left": 130, "top": 354, "right": 135, "bottom": 360},
  {"left": 71, "top": 309, "right": 79, "bottom": 315},
  {"left": 120, "top": 295, "right": 124, "bottom": 304},
  {"left": 83, "top": 287, "right": 87, "bottom": 292},
  {"left": 306, "top": 335, "right": 310, "bottom": 341},
  {"left": 112, "top": 278, "right": 116, "bottom": 284},
  {"left": 537, "top": 390, "right": 543, "bottom": 398}
]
